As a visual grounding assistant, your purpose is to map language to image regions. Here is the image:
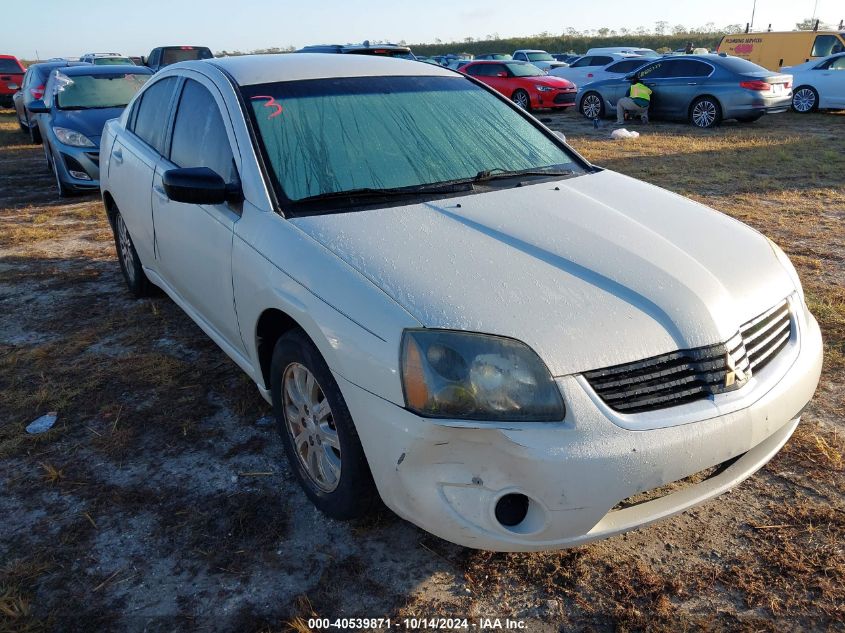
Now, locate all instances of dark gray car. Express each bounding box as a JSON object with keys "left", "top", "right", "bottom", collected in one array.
[
  {"left": 13, "top": 60, "right": 88, "bottom": 144},
  {"left": 576, "top": 54, "right": 793, "bottom": 128}
]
